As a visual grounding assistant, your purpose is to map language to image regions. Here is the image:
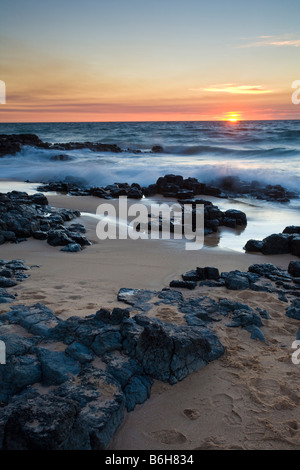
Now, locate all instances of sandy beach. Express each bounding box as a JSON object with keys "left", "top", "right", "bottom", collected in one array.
[{"left": 1, "top": 189, "right": 299, "bottom": 450}]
